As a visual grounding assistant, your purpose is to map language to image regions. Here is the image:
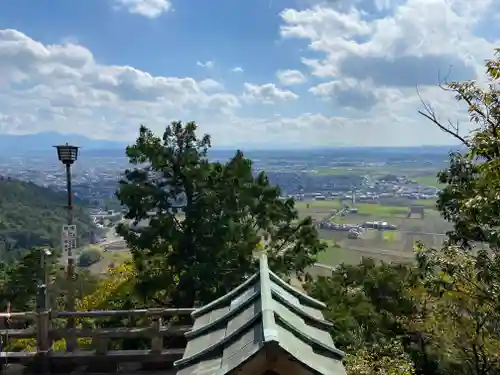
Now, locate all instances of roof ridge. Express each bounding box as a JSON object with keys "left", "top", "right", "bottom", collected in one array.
[{"left": 259, "top": 253, "right": 279, "bottom": 343}]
